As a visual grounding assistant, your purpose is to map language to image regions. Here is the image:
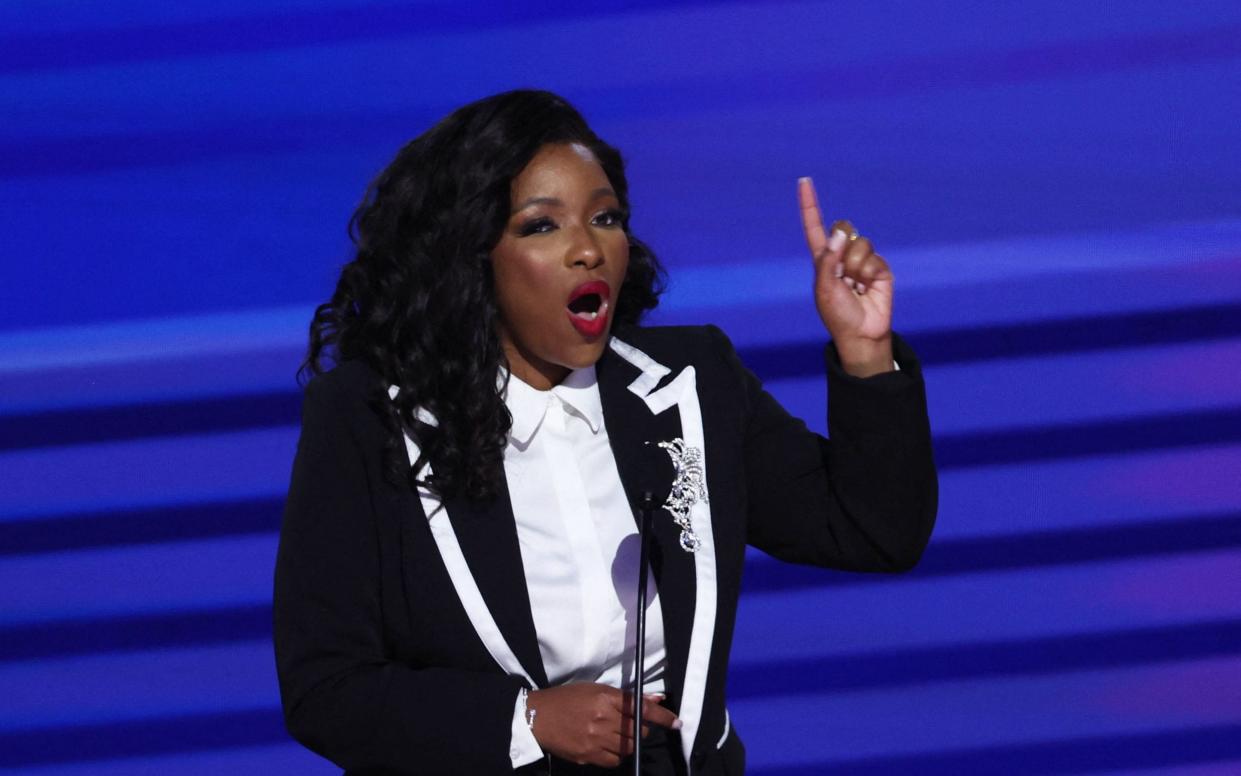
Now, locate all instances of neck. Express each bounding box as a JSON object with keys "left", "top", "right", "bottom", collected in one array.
[{"left": 503, "top": 351, "right": 569, "bottom": 391}]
